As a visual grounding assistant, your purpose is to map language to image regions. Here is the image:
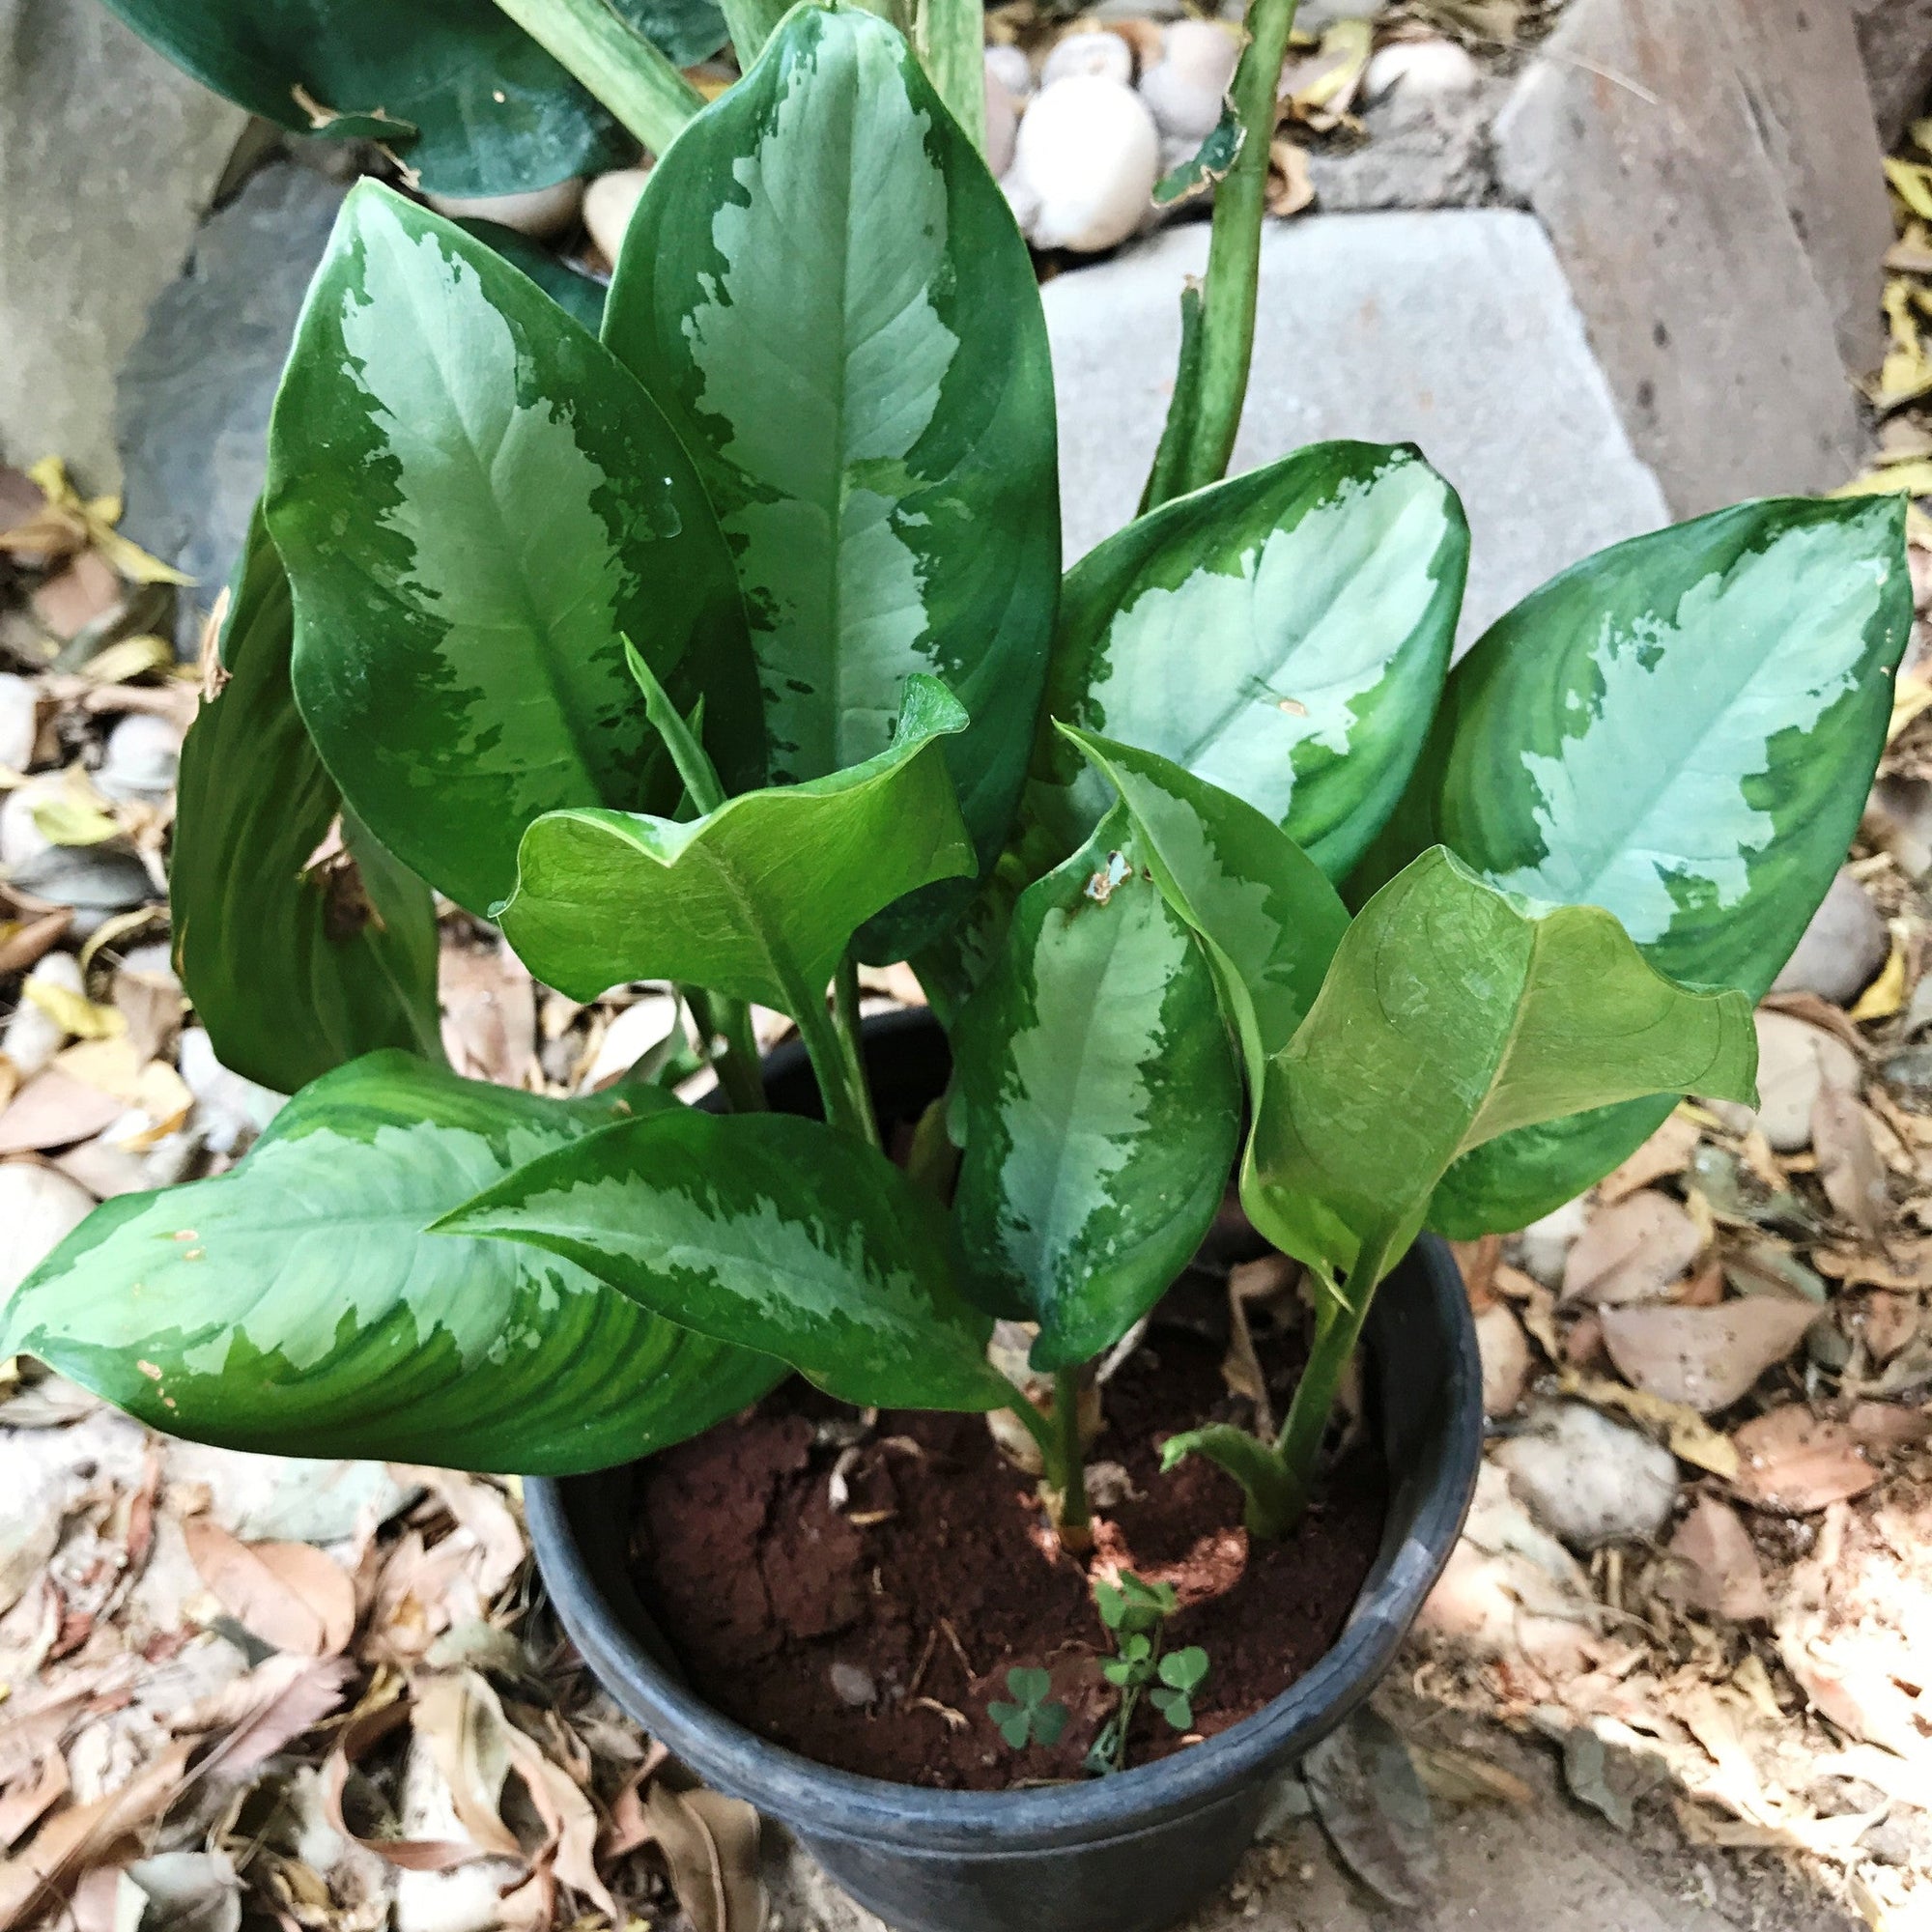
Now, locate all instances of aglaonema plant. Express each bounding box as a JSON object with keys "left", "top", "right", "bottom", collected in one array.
[{"left": 4, "top": 3, "right": 1909, "bottom": 1587}]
